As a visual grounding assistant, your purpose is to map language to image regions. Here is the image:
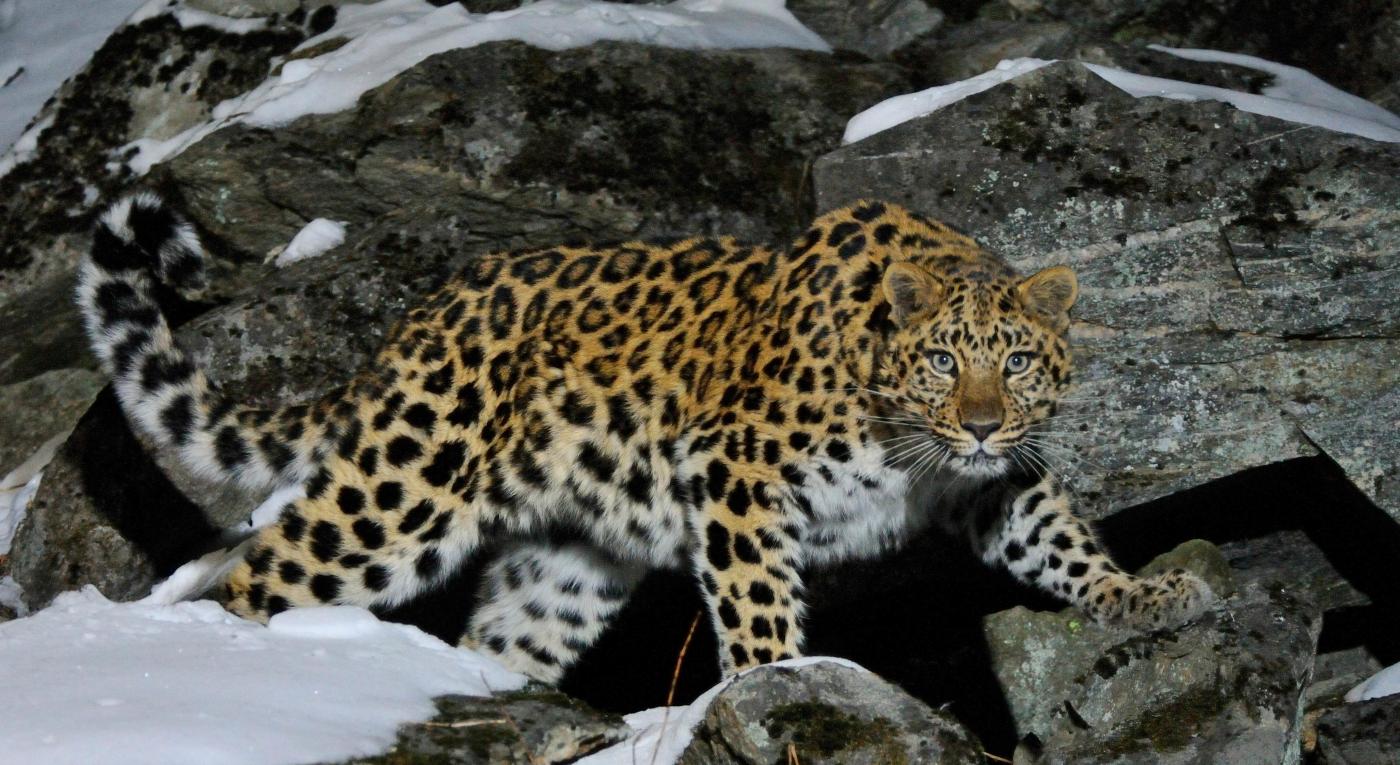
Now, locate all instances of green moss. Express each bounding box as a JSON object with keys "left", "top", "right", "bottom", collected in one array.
[
  {"left": 1097, "top": 684, "right": 1228, "bottom": 757},
  {"left": 762, "top": 701, "right": 907, "bottom": 764}
]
